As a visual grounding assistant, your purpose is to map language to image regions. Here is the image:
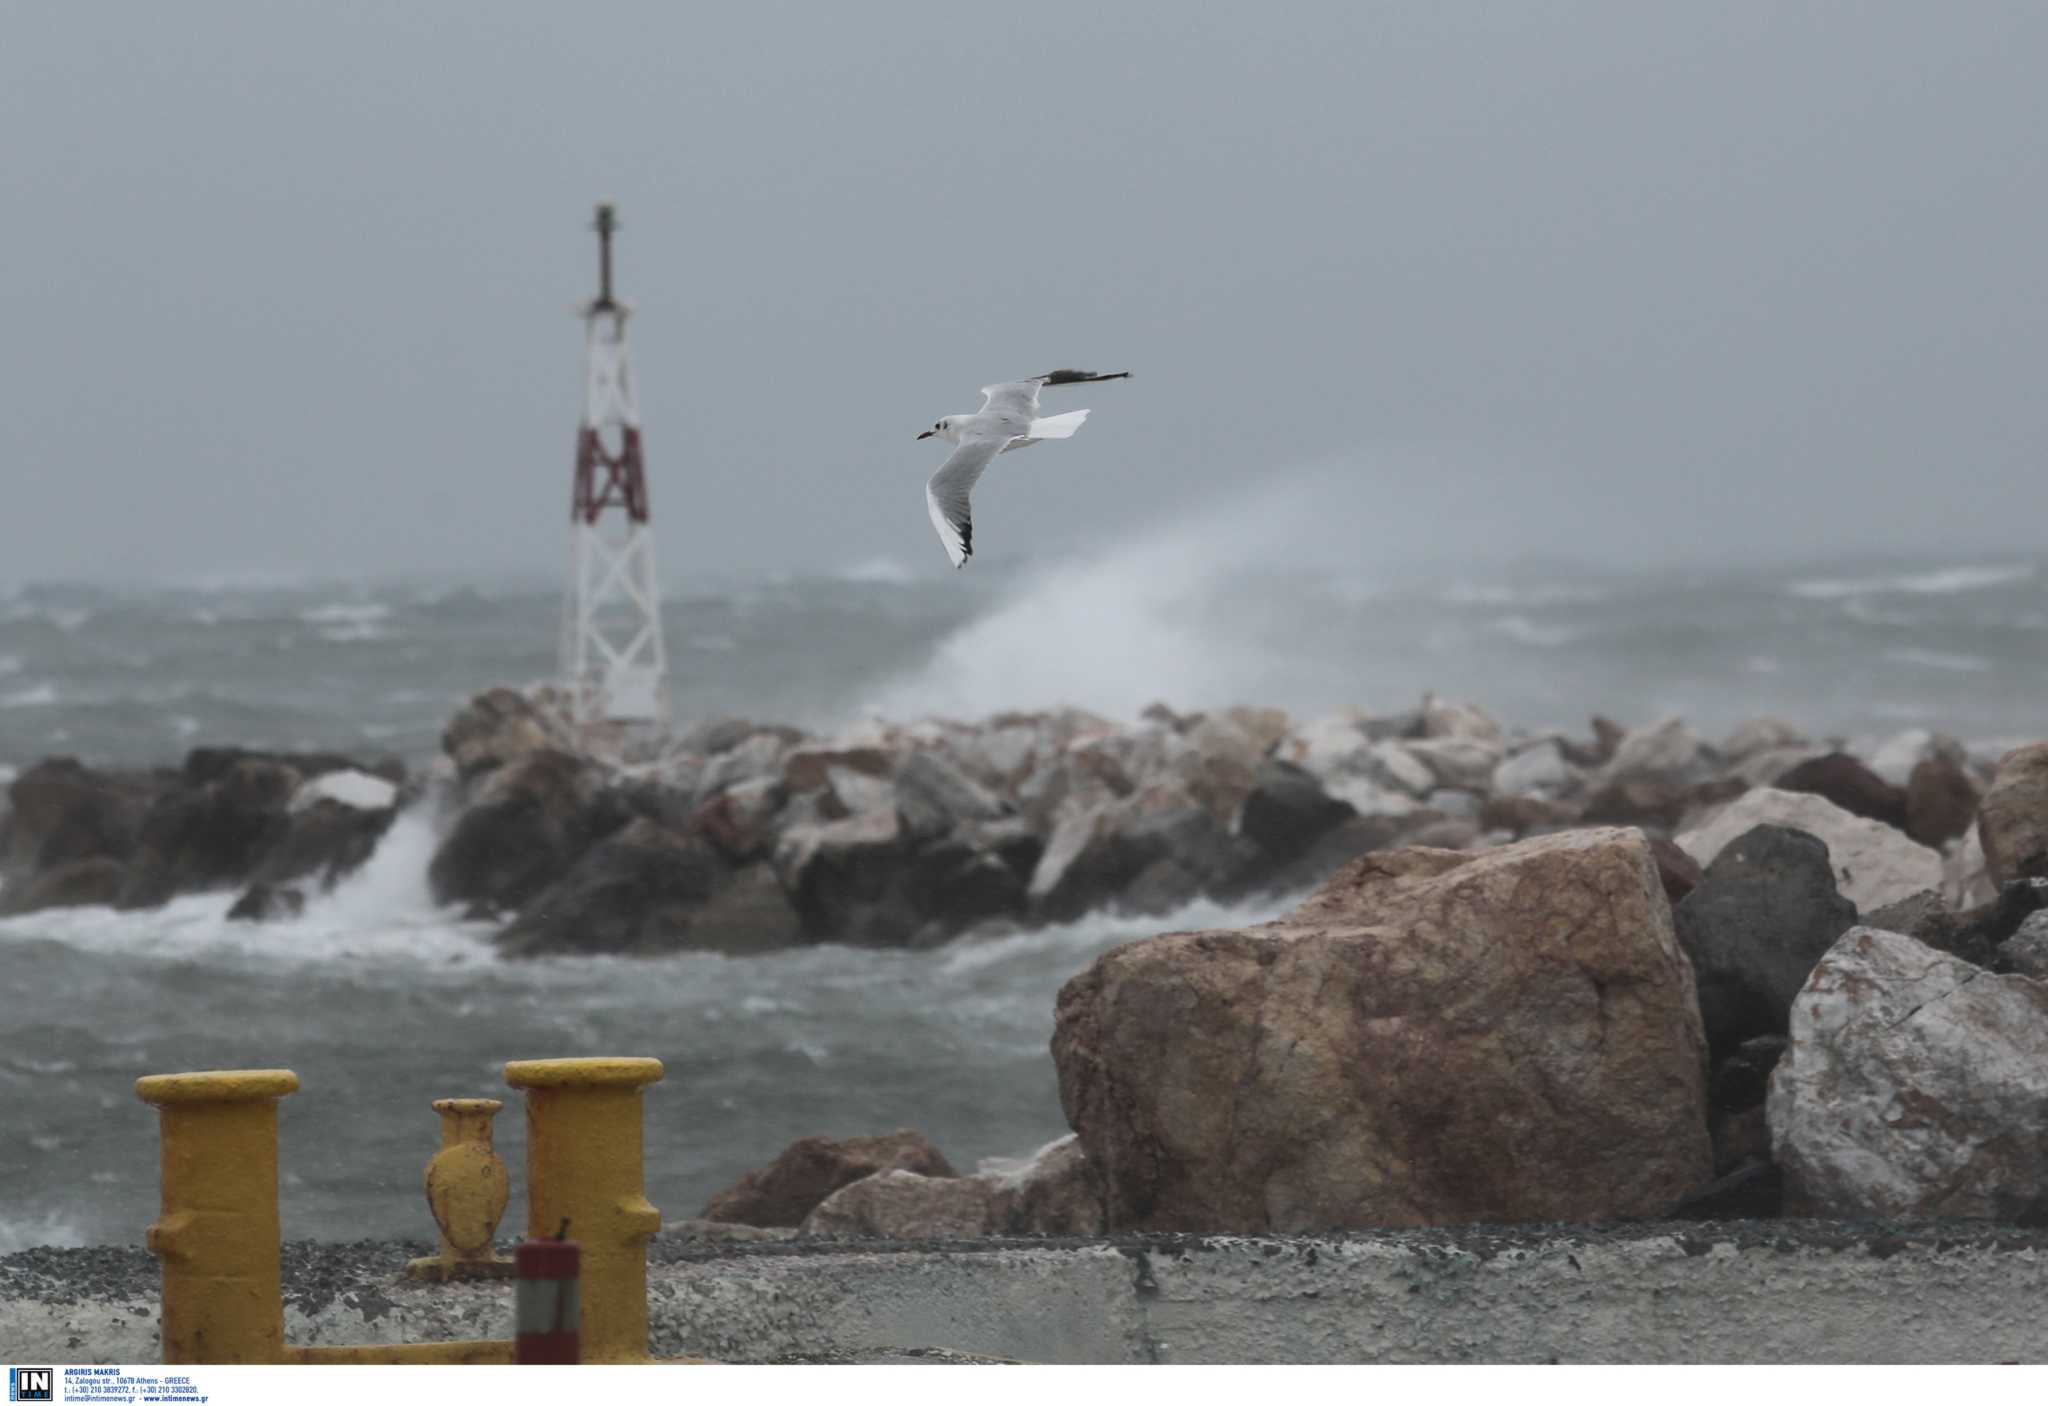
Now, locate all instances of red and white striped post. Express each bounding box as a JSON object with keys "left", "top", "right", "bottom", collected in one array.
[{"left": 514, "top": 1235, "right": 581, "bottom": 1364}]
